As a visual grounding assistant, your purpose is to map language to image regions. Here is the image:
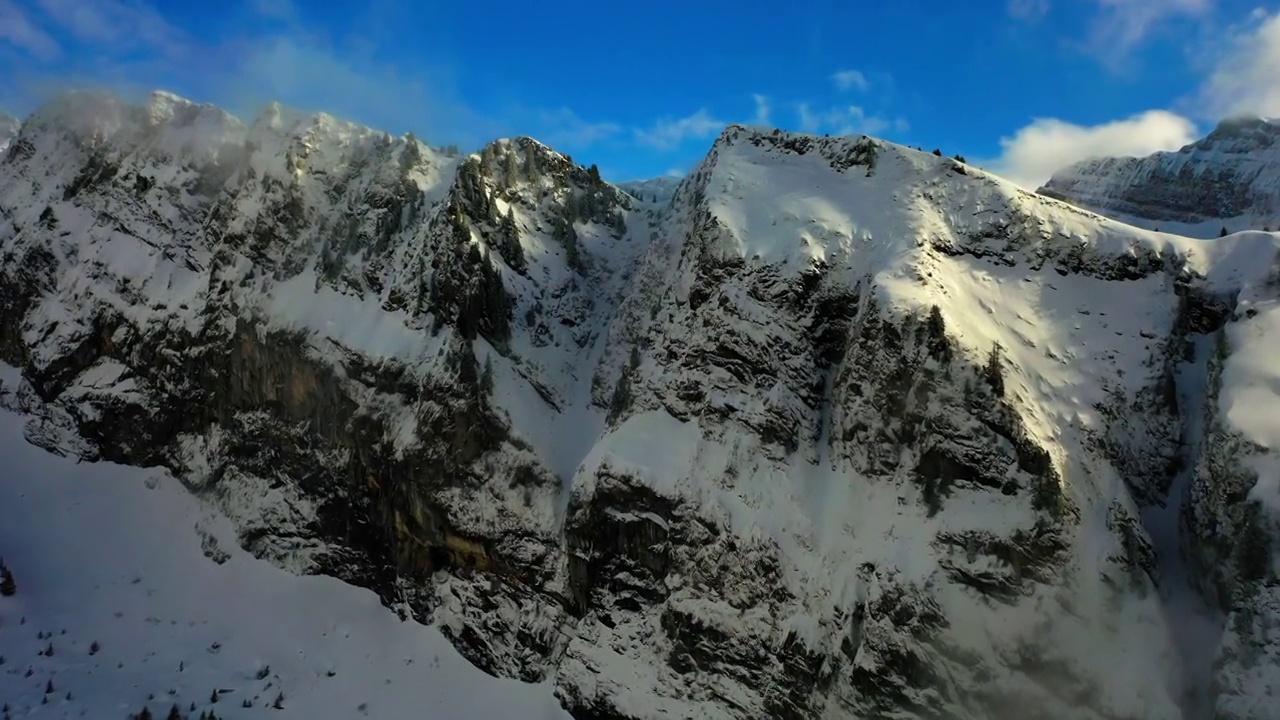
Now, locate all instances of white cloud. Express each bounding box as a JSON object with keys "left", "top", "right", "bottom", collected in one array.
[
  {"left": 1199, "top": 10, "right": 1280, "bottom": 119},
  {"left": 634, "top": 109, "right": 725, "bottom": 150},
  {"left": 532, "top": 107, "right": 620, "bottom": 149},
  {"left": 831, "top": 69, "right": 870, "bottom": 92},
  {"left": 216, "top": 33, "right": 504, "bottom": 148},
  {"left": 1087, "top": 0, "right": 1213, "bottom": 57},
  {"left": 796, "top": 103, "right": 908, "bottom": 138},
  {"left": 0, "top": 0, "right": 59, "bottom": 60},
  {"left": 989, "top": 110, "right": 1198, "bottom": 188},
  {"left": 249, "top": 0, "right": 297, "bottom": 21},
  {"left": 752, "top": 94, "right": 771, "bottom": 125},
  {"left": 1008, "top": 0, "right": 1051, "bottom": 21},
  {"left": 35, "top": 0, "right": 186, "bottom": 58}
]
